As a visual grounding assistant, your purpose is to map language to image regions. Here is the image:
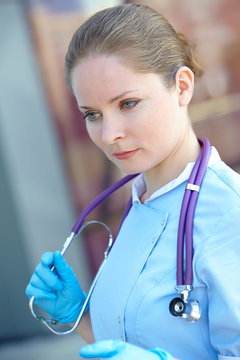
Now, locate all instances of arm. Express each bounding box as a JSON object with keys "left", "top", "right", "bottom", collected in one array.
[
  {"left": 195, "top": 205, "right": 240, "bottom": 359},
  {"left": 74, "top": 310, "right": 95, "bottom": 343}
]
